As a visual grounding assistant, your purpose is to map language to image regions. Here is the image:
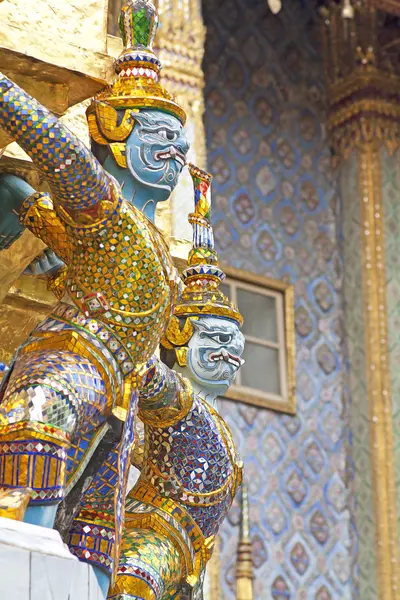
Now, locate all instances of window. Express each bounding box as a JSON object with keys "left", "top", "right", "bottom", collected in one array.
[{"left": 221, "top": 267, "right": 296, "bottom": 414}]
